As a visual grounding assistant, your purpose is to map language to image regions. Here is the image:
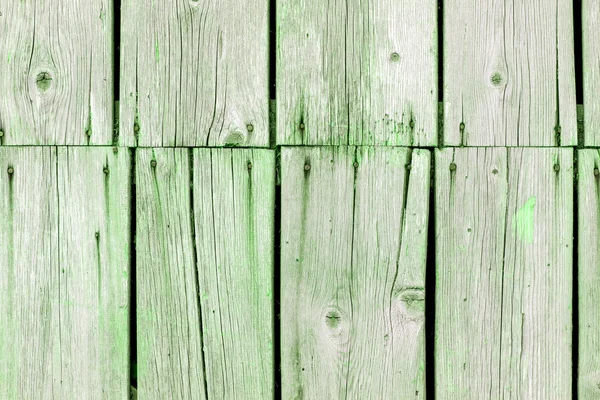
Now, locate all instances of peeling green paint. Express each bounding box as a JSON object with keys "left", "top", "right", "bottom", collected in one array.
[{"left": 512, "top": 196, "right": 536, "bottom": 243}]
